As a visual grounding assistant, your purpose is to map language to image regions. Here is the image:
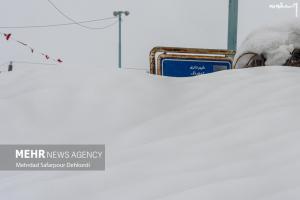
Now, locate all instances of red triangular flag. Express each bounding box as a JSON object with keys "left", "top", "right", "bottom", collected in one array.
[{"left": 4, "top": 33, "right": 11, "bottom": 40}]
